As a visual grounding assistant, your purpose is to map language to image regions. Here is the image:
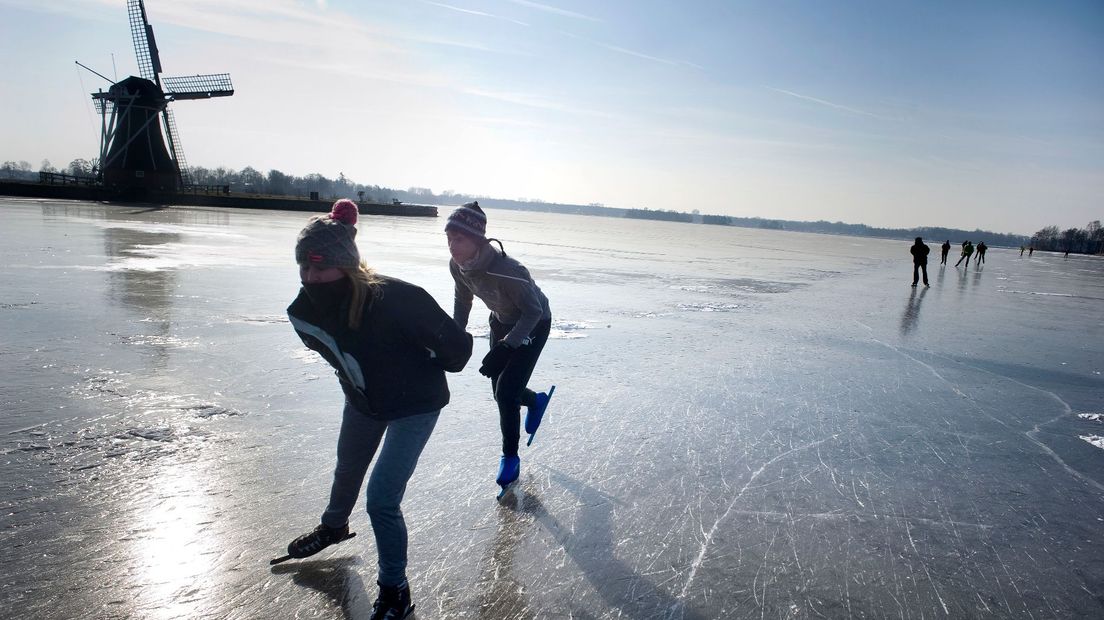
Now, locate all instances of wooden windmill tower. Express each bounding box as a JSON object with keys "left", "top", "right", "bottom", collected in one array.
[{"left": 91, "top": 0, "right": 233, "bottom": 193}]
